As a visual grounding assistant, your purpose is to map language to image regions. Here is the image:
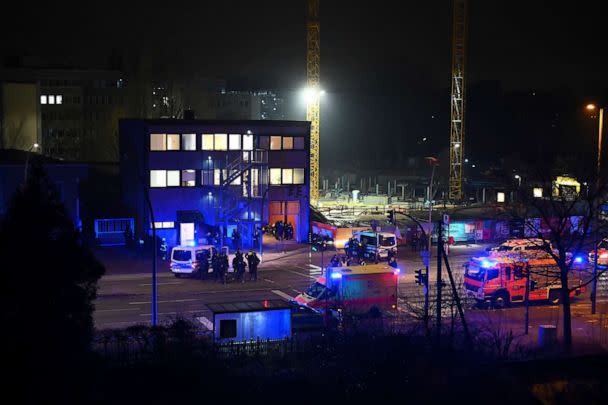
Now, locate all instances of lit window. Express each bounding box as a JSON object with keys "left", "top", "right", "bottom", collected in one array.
[
  {"left": 150, "top": 134, "right": 166, "bottom": 151},
  {"left": 294, "top": 168, "right": 305, "bottom": 184},
  {"left": 214, "top": 134, "right": 227, "bottom": 150},
  {"left": 150, "top": 170, "right": 166, "bottom": 187},
  {"left": 167, "top": 134, "right": 180, "bottom": 150},
  {"left": 229, "top": 134, "right": 241, "bottom": 150},
  {"left": 243, "top": 134, "right": 254, "bottom": 150},
  {"left": 282, "top": 137, "right": 293, "bottom": 150},
  {"left": 533, "top": 188, "right": 543, "bottom": 198},
  {"left": 270, "top": 168, "right": 282, "bottom": 185},
  {"left": 497, "top": 192, "right": 505, "bottom": 203},
  {"left": 56, "top": 95, "right": 63, "bottom": 104},
  {"left": 162, "top": 221, "right": 174, "bottom": 228},
  {"left": 201, "top": 170, "right": 214, "bottom": 185},
  {"left": 270, "top": 136, "right": 282, "bottom": 150},
  {"left": 214, "top": 169, "right": 228, "bottom": 185},
  {"left": 181, "top": 170, "right": 196, "bottom": 186},
  {"left": 152, "top": 222, "right": 175, "bottom": 229},
  {"left": 259, "top": 136, "right": 269, "bottom": 149},
  {"left": 167, "top": 170, "right": 180, "bottom": 187},
  {"left": 48, "top": 95, "right": 55, "bottom": 105},
  {"left": 40, "top": 95, "right": 47, "bottom": 104},
  {"left": 182, "top": 133, "right": 196, "bottom": 150},
  {"left": 294, "top": 137, "right": 304, "bottom": 149},
  {"left": 202, "top": 134, "right": 214, "bottom": 150},
  {"left": 282, "top": 169, "right": 293, "bottom": 184}
]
